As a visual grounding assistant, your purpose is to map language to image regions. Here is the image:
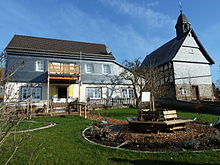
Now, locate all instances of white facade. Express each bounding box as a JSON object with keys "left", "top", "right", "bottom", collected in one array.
[{"left": 172, "top": 31, "right": 214, "bottom": 100}]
